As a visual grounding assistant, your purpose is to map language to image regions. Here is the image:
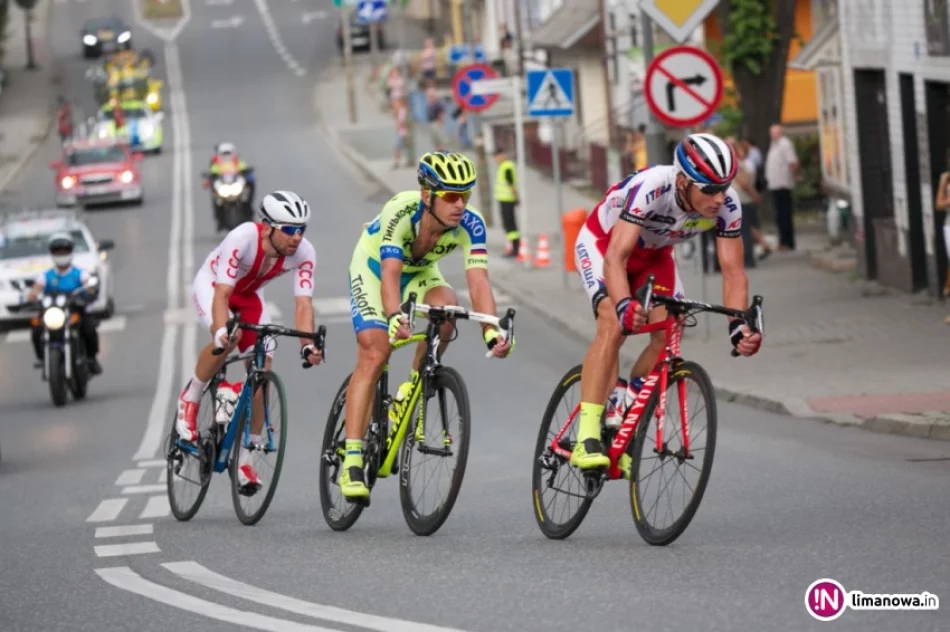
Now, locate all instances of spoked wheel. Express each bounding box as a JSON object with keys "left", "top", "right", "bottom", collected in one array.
[
  {"left": 399, "top": 366, "right": 471, "bottom": 536},
  {"left": 318, "top": 373, "right": 367, "bottom": 531},
  {"left": 166, "top": 386, "right": 216, "bottom": 521},
  {"left": 630, "top": 360, "right": 717, "bottom": 546},
  {"left": 229, "top": 371, "right": 288, "bottom": 526},
  {"left": 531, "top": 364, "right": 595, "bottom": 539}
]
